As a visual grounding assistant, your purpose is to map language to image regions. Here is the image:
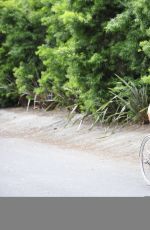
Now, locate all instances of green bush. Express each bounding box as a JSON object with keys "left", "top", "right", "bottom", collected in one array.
[
  {"left": 0, "top": 0, "right": 45, "bottom": 107},
  {"left": 0, "top": 0, "right": 150, "bottom": 124},
  {"left": 96, "top": 76, "right": 149, "bottom": 124}
]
